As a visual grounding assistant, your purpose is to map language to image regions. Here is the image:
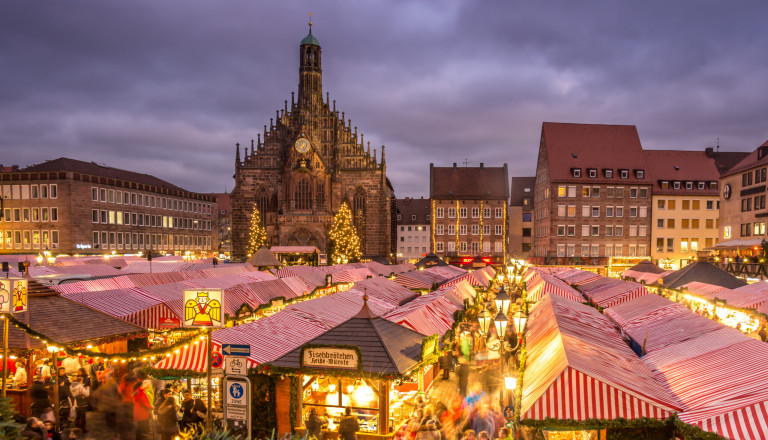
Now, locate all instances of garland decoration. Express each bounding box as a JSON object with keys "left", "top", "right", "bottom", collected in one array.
[
  {"left": 289, "top": 375, "right": 299, "bottom": 433},
  {"left": 5, "top": 312, "right": 205, "bottom": 362}
]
